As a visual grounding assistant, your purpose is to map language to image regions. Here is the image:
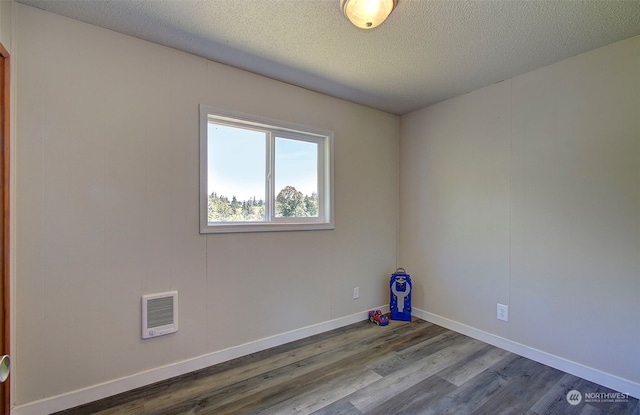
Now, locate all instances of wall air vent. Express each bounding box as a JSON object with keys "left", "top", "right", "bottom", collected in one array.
[{"left": 142, "top": 291, "right": 178, "bottom": 339}]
